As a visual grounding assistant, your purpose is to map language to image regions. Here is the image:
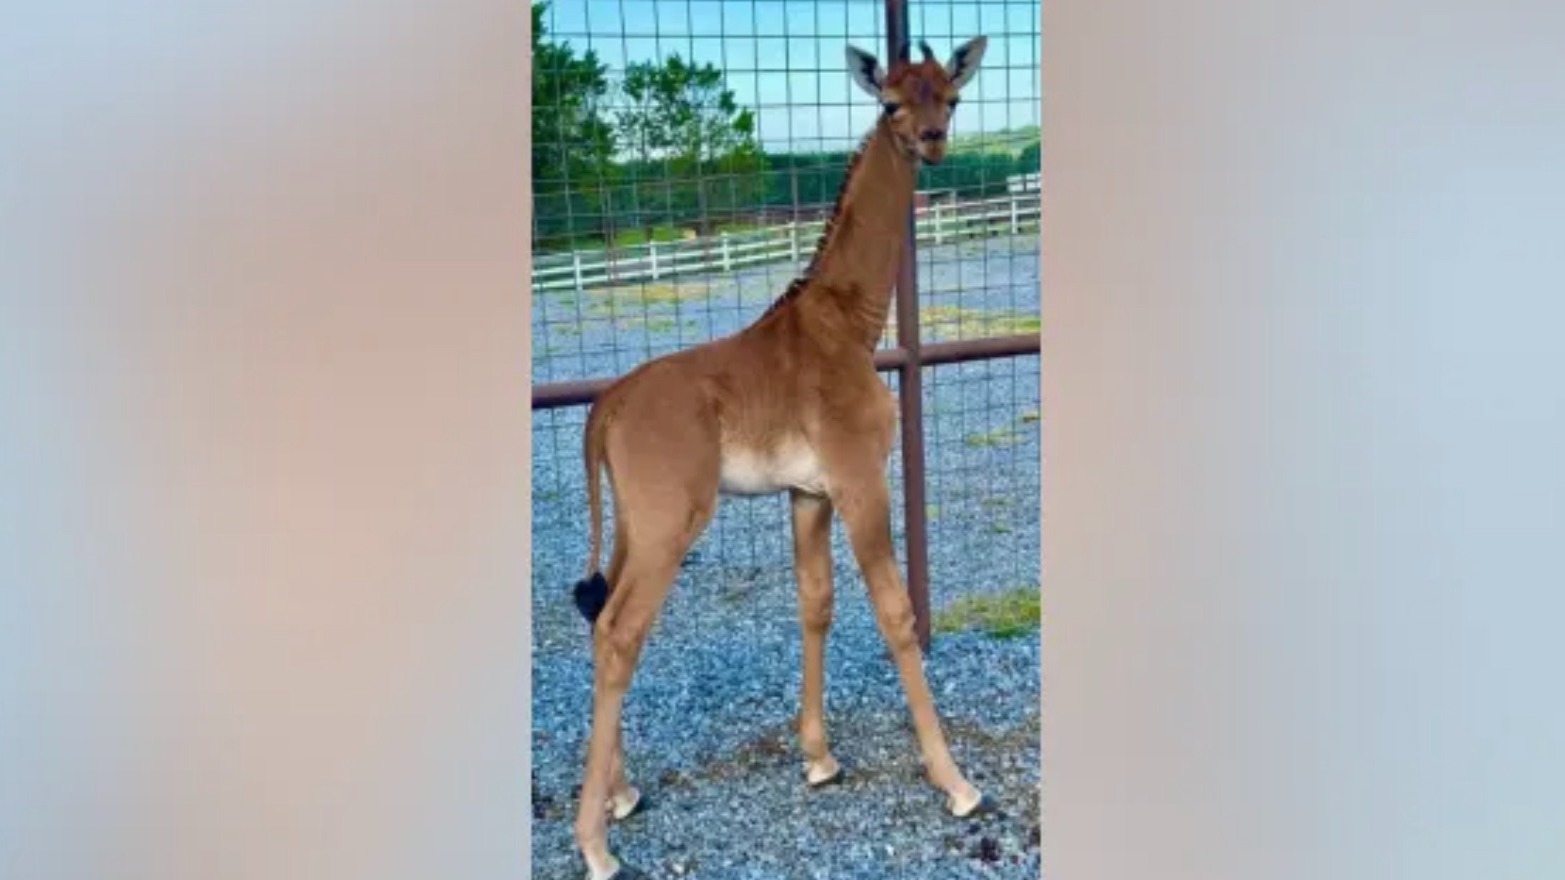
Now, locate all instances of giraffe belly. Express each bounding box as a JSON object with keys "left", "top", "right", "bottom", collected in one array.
[{"left": 718, "top": 441, "right": 828, "bottom": 496}]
